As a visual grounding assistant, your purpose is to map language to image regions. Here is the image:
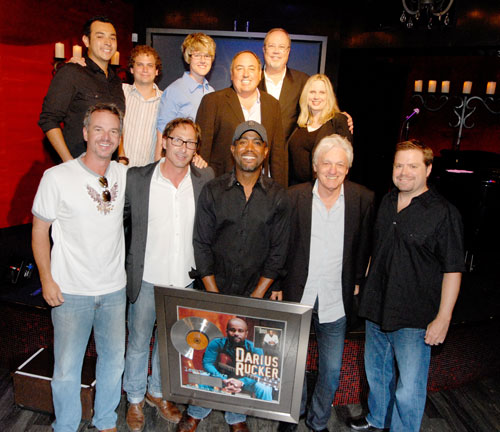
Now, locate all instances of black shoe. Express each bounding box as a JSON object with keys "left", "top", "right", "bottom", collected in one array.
[
  {"left": 347, "top": 417, "right": 387, "bottom": 431},
  {"left": 277, "top": 421, "right": 298, "bottom": 432}
]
